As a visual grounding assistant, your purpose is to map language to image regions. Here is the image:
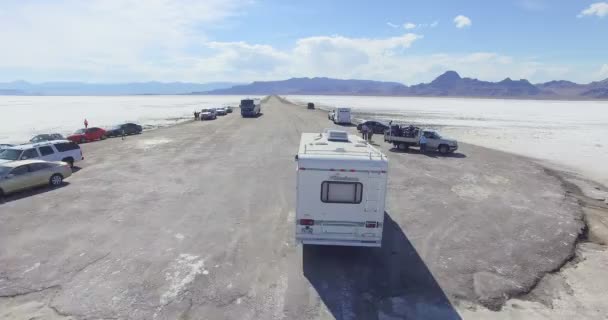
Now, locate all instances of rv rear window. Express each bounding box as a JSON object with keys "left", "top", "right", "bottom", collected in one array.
[{"left": 321, "top": 181, "right": 363, "bottom": 204}]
